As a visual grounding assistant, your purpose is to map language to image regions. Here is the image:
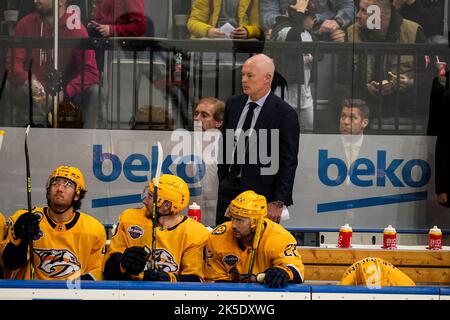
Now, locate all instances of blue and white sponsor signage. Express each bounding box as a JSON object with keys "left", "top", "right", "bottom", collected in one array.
[
  {"left": 285, "top": 134, "right": 449, "bottom": 229},
  {"left": 0, "top": 129, "right": 448, "bottom": 229}
]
